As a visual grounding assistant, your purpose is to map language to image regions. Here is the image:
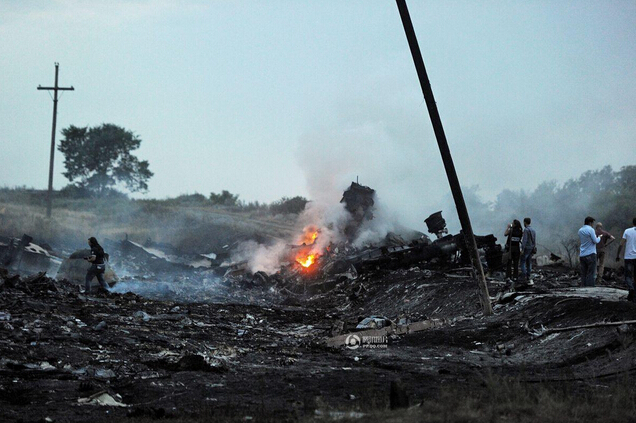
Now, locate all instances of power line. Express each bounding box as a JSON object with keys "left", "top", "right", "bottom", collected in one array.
[{"left": 37, "top": 62, "right": 75, "bottom": 218}]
